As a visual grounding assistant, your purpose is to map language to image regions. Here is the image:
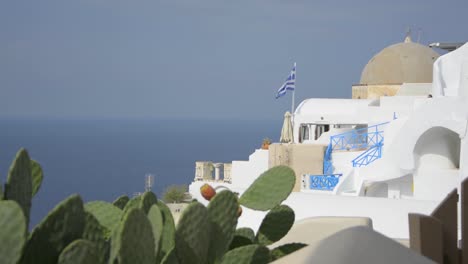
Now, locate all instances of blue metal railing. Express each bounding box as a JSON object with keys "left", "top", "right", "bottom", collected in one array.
[
  {"left": 352, "top": 141, "right": 383, "bottom": 167},
  {"left": 308, "top": 174, "right": 343, "bottom": 191},
  {"left": 329, "top": 122, "right": 389, "bottom": 151},
  {"left": 323, "top": 143, "right": 333, "bottom": 174}
]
